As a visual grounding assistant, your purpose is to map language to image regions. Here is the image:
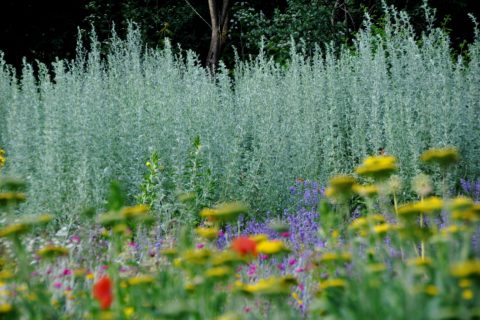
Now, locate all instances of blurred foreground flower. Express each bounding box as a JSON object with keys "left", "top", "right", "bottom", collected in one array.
[
  {"left": 231, "top": 237, "right": 257, "bottom": 257},
  {"left": 200, "top": 202, "right": 248, "bottom": 222},
  {"left": 238, "top": 275, "right": 297, "bottom": 296},
  {"left": 0, "top": 148, "right": 5, "bottom": 169},
  {"left": 355, "top": 155, "right": 397, "bottom": 179},
  {"left": 420, "top": 147, "right": 459, "bottom": 167},
  {"left": 93, "top": 276, "right": 113, "bottom": 310}
]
